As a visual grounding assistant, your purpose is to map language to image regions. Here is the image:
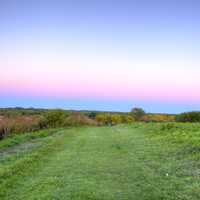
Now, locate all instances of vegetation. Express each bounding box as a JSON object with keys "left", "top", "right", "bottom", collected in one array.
[
  {"left": 1, "top": 124, "right": 200, "bottom": 199},
  {"left": 65, "top": 113, "right": 97, "bottom": 126},
  {"left": 131, "top": 107, "right": 146, "bottom": 120},
  {"left": 176, "top": 111, "right": 200, "bottom": 122},
  {"left": 95, "top": 113, "right": 124, "bottom": 125},
  {"left": 0, "top": 116, "right": 41, "bottom": 139},
  {"left": 121, "top": 114, "right": 135, "bottom": 123},
  {"left": 142, "top": 114, "right": 175, "bottom": 122},
  {"left": 40, "top": 109, "right": 66, "bottom": 128},
  {"left": 0, "top": 107, "right": 47, "bottom": 117},
  {"left": 0, "top": 107, "right": 199, "bottom": 140}
]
